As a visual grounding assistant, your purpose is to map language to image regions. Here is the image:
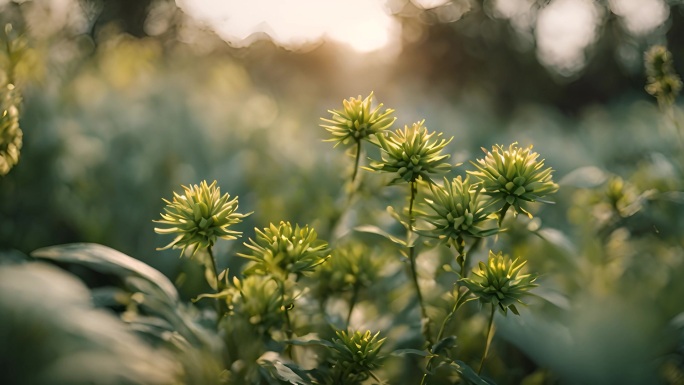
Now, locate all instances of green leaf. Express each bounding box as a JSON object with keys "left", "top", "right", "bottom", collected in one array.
[
  {"left": 31, "top": 243, "right": 179, "bottom": 303},
  {"left": 431, "top": 335, "right": 457, "bottom": 355},
  {"left": 390, "top": 348, "right": 431, "bottom": 357},
  {"left": 354, "top": 225, "right": 408, "bottom": 247},
  {"left": 286, "top": 338, "right": 335, "bottom": 348},
  {"left": 454, "top": 360, "right": 494, "bottom": 385},
  {"left": 258, "top": 352, "right": 309, "bottom": 385}
]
